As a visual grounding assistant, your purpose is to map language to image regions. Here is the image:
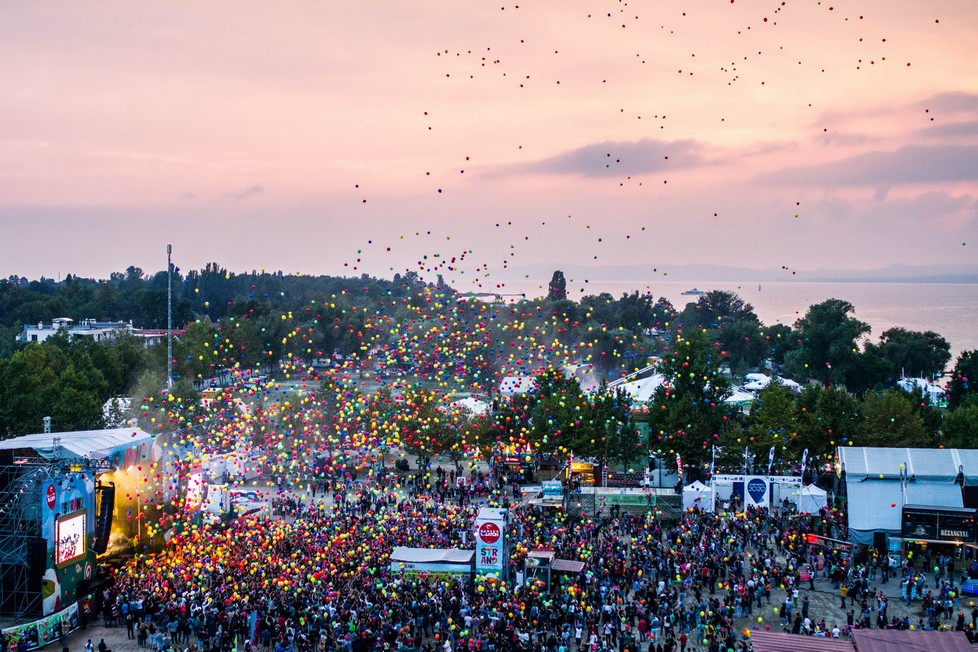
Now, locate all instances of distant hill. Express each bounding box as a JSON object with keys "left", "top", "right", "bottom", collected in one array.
[{"left": 501, "top": 262, "right": 978, "bottom": 284}]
